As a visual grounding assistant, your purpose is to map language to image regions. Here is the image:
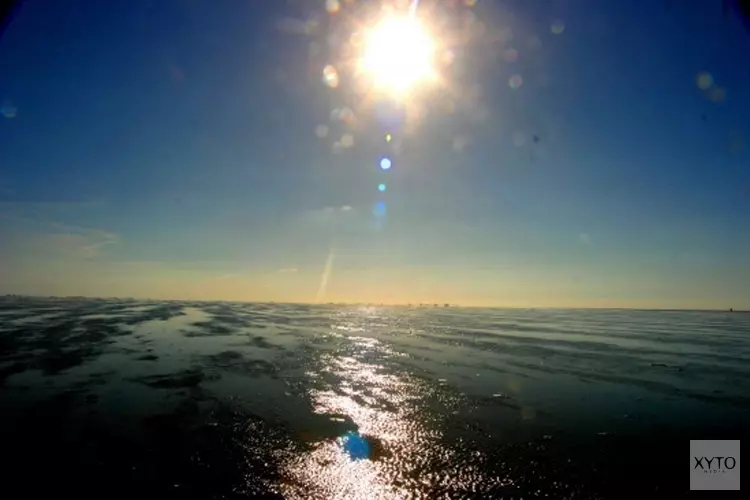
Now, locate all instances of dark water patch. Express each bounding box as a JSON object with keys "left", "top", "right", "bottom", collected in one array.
[
  {"left": 275, "top": 326, "right": 304, "bottom": 336},
  {"left": 506, "top": 359, "right": 750, "bottom": 409},
  {"left": 231, "top": 335, "right": 284, "bottom": 350},
  {"left": 0, "top": 311, "right": 51, "bottom": 322},
  {"left": 361, "top": 434, "right": 391, "bottom": 461},
  {"left": 116, "top": 346, "right": 142, "bottom": 355},
  {"left": 69, "top": 370, "right": 116, "bottom": 390},
  {"left": 79, "top": 317, "right": 133, "bottom": 337},
  {"left": 0, "top": 330, "right": 24, "bottom": 359},
  {"left": 38, "top": 345, "right": 100, "bottom": 375},
  {"left": 296, "top": 412, "right": 358, "bottom": 443},
  {"left": 121, "top": 304, "right": 186, "bottom": 325},
  {"left": 427, "top": 314, "right": 744, "bottom": 351},
  {"left": 36, "top": 320, "right": 79, "bottom": 339},
  {"left": 662, "top": 360, "right": 750, "bottom": 383},
  {"left": 276, "top": 342, "right": 321, "bottom": 364},
  {"left": 1, "top": 392, "right": 289, "bottom": 498},
  {"left": 415, "top": 329, "right": 710, "bottom": 378},
  {"left": 0, "top": 315, "right": 130, "bottom": 376},
  {"left": 3, "top": 322, "right": 109, "bottom": 374},
  {"left": 197, "top": 302, "right": 237, "bottom": 313},
  {"left": 206, "top": 350, "right": 244, "bottom": 365},
  {"left": 136, "top": 354, "right": 159, "bottom": 361},
  {"left": 193, "top": 309, "right": 271, "bottom": 333},
  {"left": 209, "top": 313, "right": 255, "bottom": 327},
  {"left": 135, "top": 398, "right": 293, "bottom": 497},
  {"left": 650, "top": 362, "right": 683, "bottom": 371},
  {"left": 131, "top": 368, "right": 212, "bottom": 389},
  {"left": 133, "top": 334, "right": 155, "bottom": 346},
  {"left": 202, "top": 350, "right": 279, "bottom": 378},
  {"left": 185, "top": 321, "right": 235, "bottom": 336},
  {"left": 249, "top": 335, "right": 280, "bottom": 349},
  {"left": 470, "top": 393, "right": 554, "bottom": 419},
  {"left": 306, "top": 334, "right": 338, "bottom": 346},
  {"left": 471, "top": 361, "right": 536, "bottom": 378},
  {"left": 0, "top": 361, "right": 29, "bottom": 385},
  {"left": 257, "top": 313, "right": 292, "bottom": 324},
  {"left": 288, "top": 315, "right": 335, "bottom": 328},
  {"left": 419, "top": 327, "right": 620, "bottom": 356},
  {"left": 390, "top": 340, "right": 443, "bottom": 354}
]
